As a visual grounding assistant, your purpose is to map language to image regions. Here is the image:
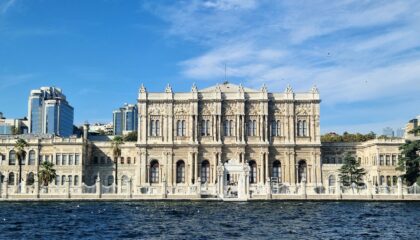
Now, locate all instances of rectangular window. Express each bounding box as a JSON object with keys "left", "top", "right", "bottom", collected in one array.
[
  {"left": 75, "top": 154, "right": 80, "bottom": 165},
  {"left": 62, "top": 154, "right": 68, "bottom": 165},
  {"left": 392, "top": 155, "right": 396, "bottom": 166},
  {"left": 385, "top": 155, "right": 390, "bottom": 165},
  {"left": 69, "top": 155, "right": 74, "bottom": 165},
  {"left": 56, "top": 154, "right": 61, "bottom": 165},
  {"left": 379, "top": 155, "right": 384, "bottom": 165}
]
